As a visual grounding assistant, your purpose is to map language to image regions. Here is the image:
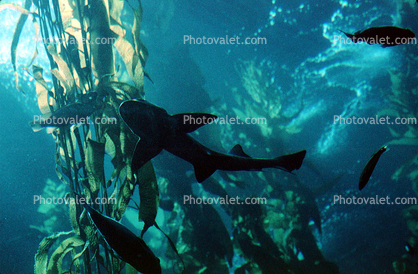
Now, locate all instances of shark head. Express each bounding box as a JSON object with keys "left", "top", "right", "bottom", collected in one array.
[{"left": 119, "top": 99, "right": 171, "bottom": 142}]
